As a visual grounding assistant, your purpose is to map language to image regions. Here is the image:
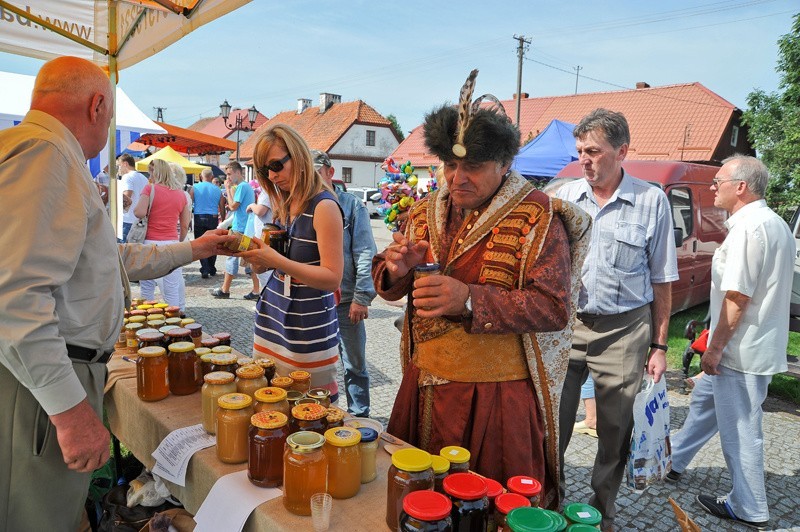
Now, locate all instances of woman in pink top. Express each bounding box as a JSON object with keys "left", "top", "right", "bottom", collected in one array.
[{"left": 134, "top": 159, "right": 190, "bottom": 309}]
